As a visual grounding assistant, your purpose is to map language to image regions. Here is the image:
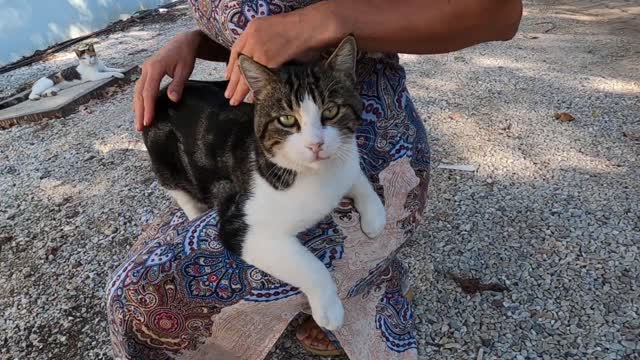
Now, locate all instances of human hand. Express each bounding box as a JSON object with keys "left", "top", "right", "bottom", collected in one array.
[
  {"left": 224, "top": 8, "right": 339, "bottom": 106},
  {"left": 133, "top": 31, "right": 200, "bottom": 130}
]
